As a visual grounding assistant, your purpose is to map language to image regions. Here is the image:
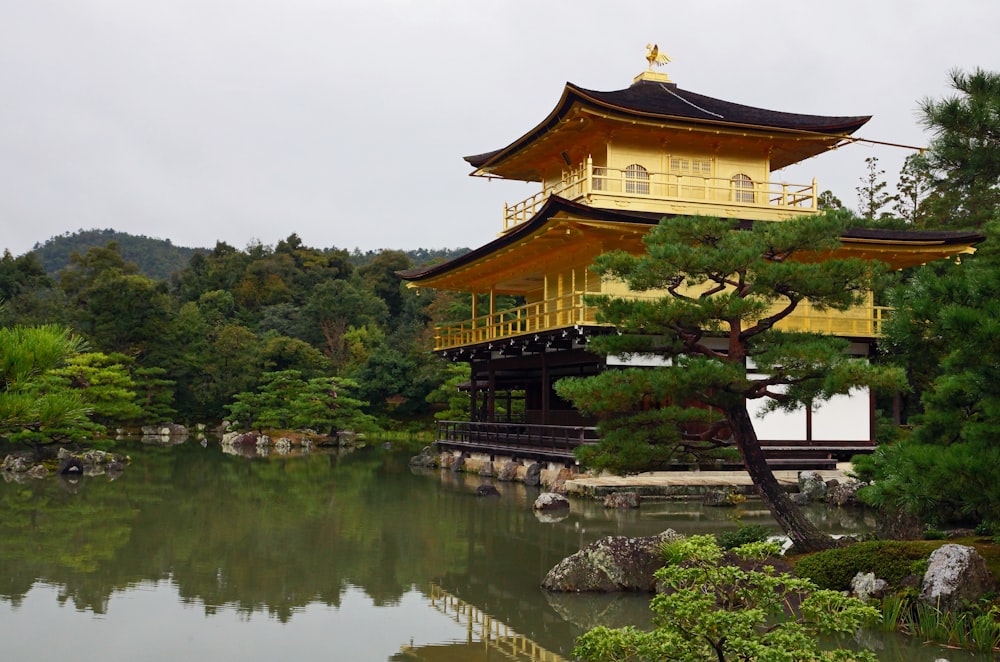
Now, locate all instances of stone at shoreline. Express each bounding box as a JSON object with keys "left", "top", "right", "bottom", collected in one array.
[
  {"left": 409, "top": 446, "right": 439, "bottom": 468},
  {"left": 141, "top": 423, "right": 188, "bottom": 436},
  {"left": 828, "top": 480, "right": 868, "bottom": 508},
  {"left": 497, "top": 460, "right": 521, "bottom": 482},
  {"left": 58, "top": 457, "right": 84, "bottom": 475},
  {"left": 478, "top": 460, "right": 494, "bottom": 477},
  {"left": 920, "top": 544, "right": 994, "bottom": 612},
  {"left": 851, "top": 572, "right": 888, "bottom": 603},
  {"left": 450, "top": 455, "right": 465, "bottom": 473},
  {"left": 798, "top": 470, "right": 828, "bottom": 501},
  {"left": 26, "top": 464, "right": 48, "bottom": 479},
  {"left": 703, "top": 489, "right": 742, "bottom": 507},
  {"left": 541, "top": 529, "right": 683, "bottom": 592},
  {"left": 524, "top": 462, "right": 542, "bottom": 487},
  {"left": 533, "top": 493, "right": 570, "bottom": 511},
  {"left": 1, "top": 454, "right": 33, "bottom": 473}
]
